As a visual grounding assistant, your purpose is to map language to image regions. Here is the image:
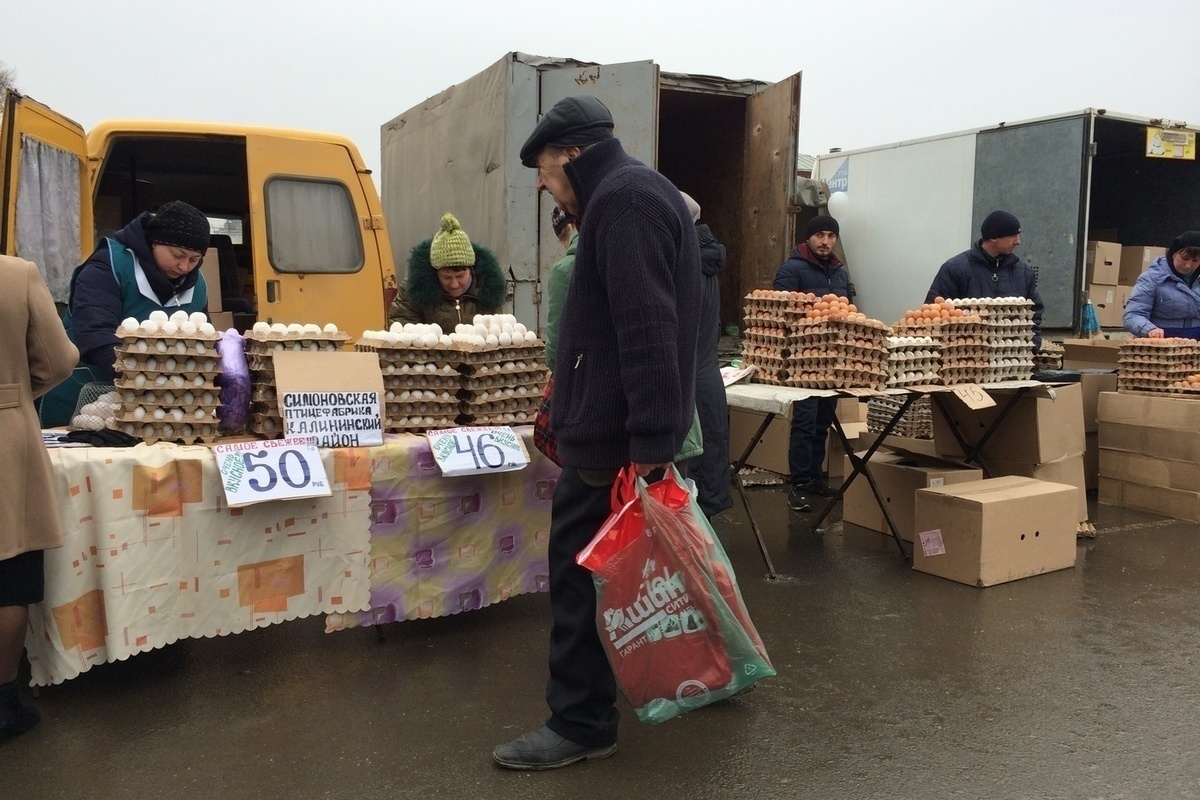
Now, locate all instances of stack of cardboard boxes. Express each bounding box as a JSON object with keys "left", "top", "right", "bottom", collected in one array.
[
  {"left": 1098, "top": 392, "right": 1200, "bottom": 522},
  {"left": 727, "top": 398, "right": 868, "bottom": 482},
  {"left": 1085, "top": 240, "right": 1166, "bottom": 328}
]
